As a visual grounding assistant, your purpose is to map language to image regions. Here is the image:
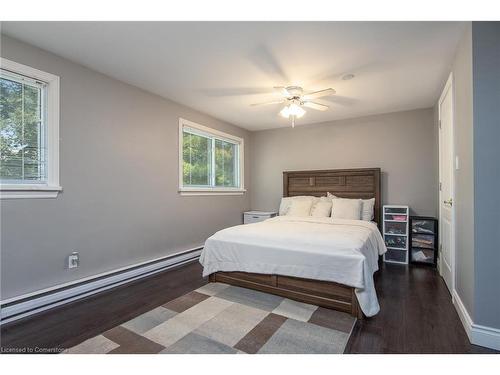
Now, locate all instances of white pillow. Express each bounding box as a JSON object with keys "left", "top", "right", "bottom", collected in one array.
[
  {"left": 310, "top": 196, "right": 331, "bottom": 214},
  {"left": 327, "top": 192, "right": 375, "bottom": 221},
  {"left": 287, "top": 199, "right": 313, "bottom": 217},
  {"left": 331, "top": 198, "right": 362, "bottom": 220},
  {"left": 279, "top": 197, "right": 292, "bottom": 216},
  {"left": 279, "top": 196, "right": 314, "bottom": 216},
  {"left": 311, "top": 196, "right": 329, "bottom": 206},
  {"left": 310, "top": 200, "right": 332, "bottom": 217},
  {"left": 361, "top": 198, "right": 375, "bottom": 221}
]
